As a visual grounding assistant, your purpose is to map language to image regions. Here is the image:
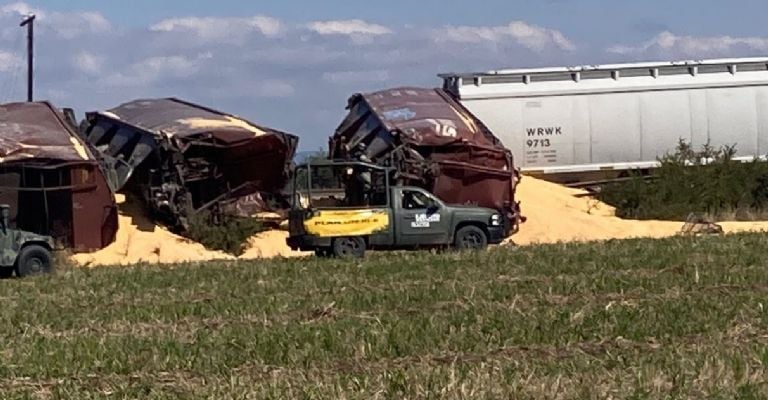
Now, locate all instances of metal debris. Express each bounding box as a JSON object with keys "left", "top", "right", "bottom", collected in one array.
[
  {"left": 680, "top": 213, "right": 724, "bottom": 236},
  {"left": 80, "top": 98, "right": 299, "bottom": 230}
]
